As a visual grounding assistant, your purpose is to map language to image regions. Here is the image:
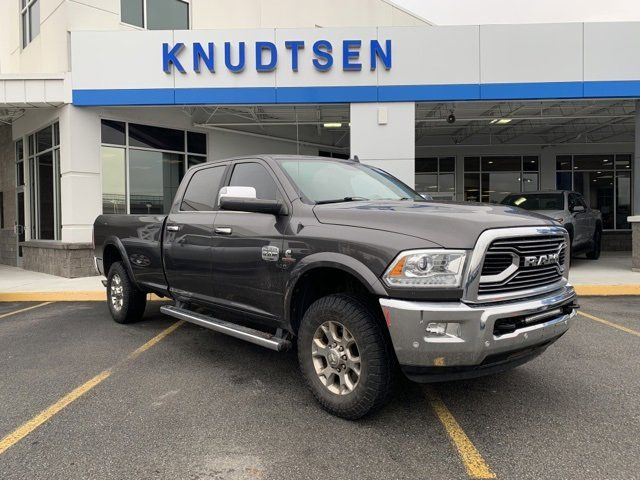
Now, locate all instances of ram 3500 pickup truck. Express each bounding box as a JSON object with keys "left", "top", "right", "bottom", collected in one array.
[{"left": 94, "top": 155, "right": 578, "bottom": 419}]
